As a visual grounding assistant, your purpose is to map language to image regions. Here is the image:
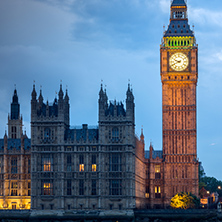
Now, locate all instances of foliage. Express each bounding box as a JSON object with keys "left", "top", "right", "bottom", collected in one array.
[
  {"left": 170, "top": 192, "right": 200, "bottom": 209},
  {"left": 200, "top": 176, "right": 222, "bottom": 197},
  {"left": 199, "top": 162, "right": 206, "bottom": 180},
  {"left": 198, "top": 162, "right": 222, "bottom": 197}
]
